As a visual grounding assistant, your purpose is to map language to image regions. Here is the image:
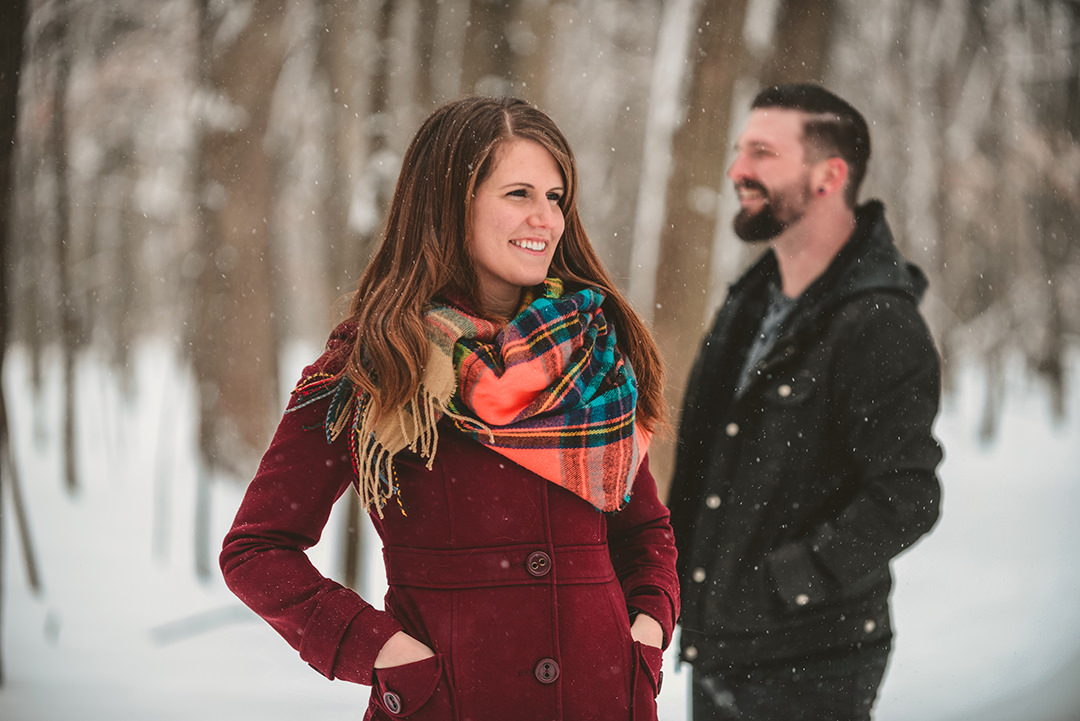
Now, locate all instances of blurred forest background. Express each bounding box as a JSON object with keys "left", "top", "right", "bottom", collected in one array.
[{"left": 0, "top": 0, "right": 1078, "bottom": 591}]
